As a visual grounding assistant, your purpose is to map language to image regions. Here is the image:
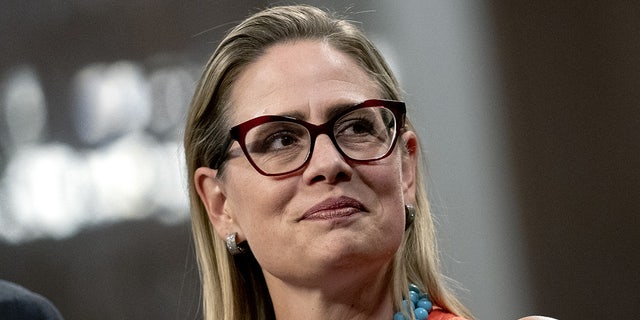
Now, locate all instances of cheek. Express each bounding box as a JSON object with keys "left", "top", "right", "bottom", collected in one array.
[
  {"left": 364, "top": 156, "right": 406, "bottom": 200},
  {"left": 354, "top": 162, "right": 407, "bottom": 260},
  {"left": 360, "top": 156, "right": 407, "bottom": 227},
  {"left": 223, "top": 170, "right": 295, "bottom": 234}
]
